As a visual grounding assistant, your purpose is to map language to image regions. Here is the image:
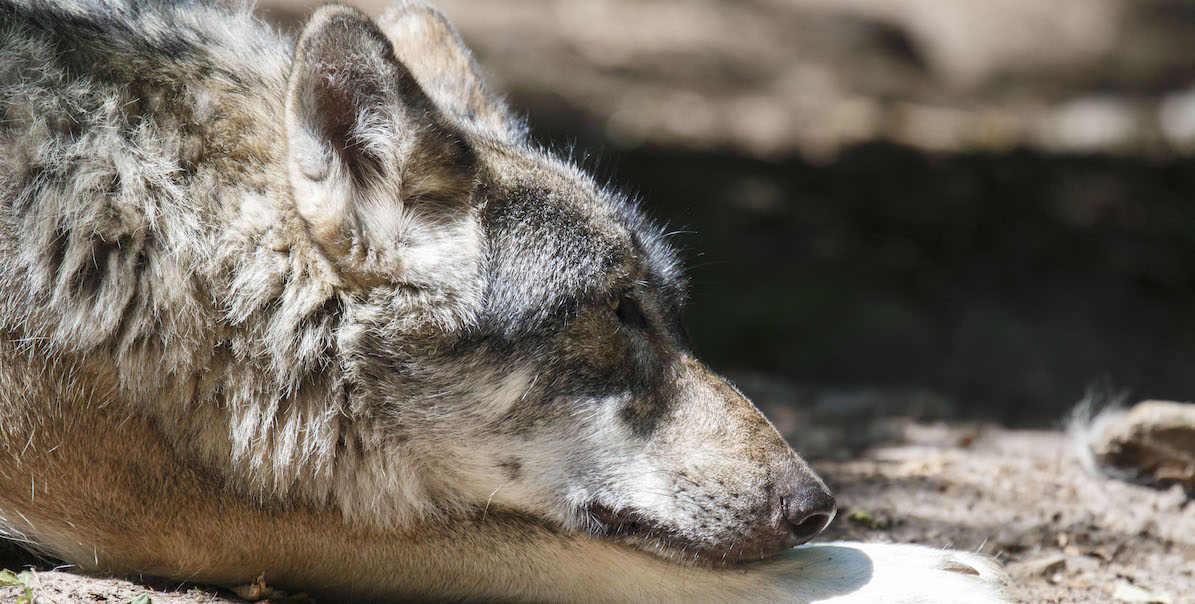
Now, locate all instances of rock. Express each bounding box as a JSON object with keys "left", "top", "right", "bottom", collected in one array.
[
  {"left": 1065, "top": 554, "right": 1101, "bottom": 574},
  {"left": 1113, "top": 580, "right": 1173, "bottom": 604},
  {"left": 1007, "top": 554, "right": 1066, "bottom": 580},
  {"left": 1087, "top": 401, "right": 1195, "bottom": 492}
]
